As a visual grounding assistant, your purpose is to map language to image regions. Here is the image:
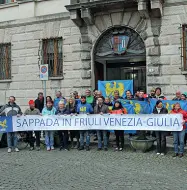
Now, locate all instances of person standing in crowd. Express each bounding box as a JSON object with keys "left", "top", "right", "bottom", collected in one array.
[
  {"left": 54, "top": 91, "right": 66, "bottom": 109},
  {"left": 35, "top": 92, "right": 44, "bottom": 113},
  {"left": 153, "top": 100, "right": 168, "bottom": 155},
  {"left": 173, "top": 91, "right": 181, "bottom": 101},
  {"left": 125, "top": 90, "right": 134, "bottom": 100},
  {"left": 155, "top": 87, "right": 166, "bottom": 100},
  {"left": 77, "top": 95, "right": 93, "bottom": 151},
  {"left": 135, "top": 90, "right": 145, "bottom": 101},
  {"left": 181, "top": 94, "right": 186, "bottom": 101},
  {"left": 104, "top": 97, "right": 113, "bottom": 111},
  {"left": 56, "top": 100, "right": 69, "bottom": 151},
  {"left": 171, "top": 103, "right": 187, "bottom": 158},
  {"left": 94, "top": 97, "right": 109, "bottom": 151},
  {"left": 86, "top": 89, "right": 94, "bottom": 107},
  {"left": 148, "top": 88, "right": 156, "bottom": 98},
  {"left": 24, "top": 100, "right": 41, "bottom": 151},
  {"left": 111, "top": 101, "right": 127, "bottom": 151},
  {"left": 93, "top": 91, "right": 105, "bottom": 107},
  {"left": 112, "top": 90, "right": 123, "bottom": 102},
  {"left": 66, "top": 97, "right": 80, "bottom": 149},
  {"left": 72, "top": 91, "right": 81, "bottom": 105},
  {"left": 42, "top": 100, "right": 56, "bottom": 151},
  {"left": 46, "top": 96, "right": 53, "bottom": 104},
  {"left": 0, "top": 96, "right": 22, "bottom": 153},
  {"left": 134, "top": 90, "right": 140, "bottom": 99}
]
